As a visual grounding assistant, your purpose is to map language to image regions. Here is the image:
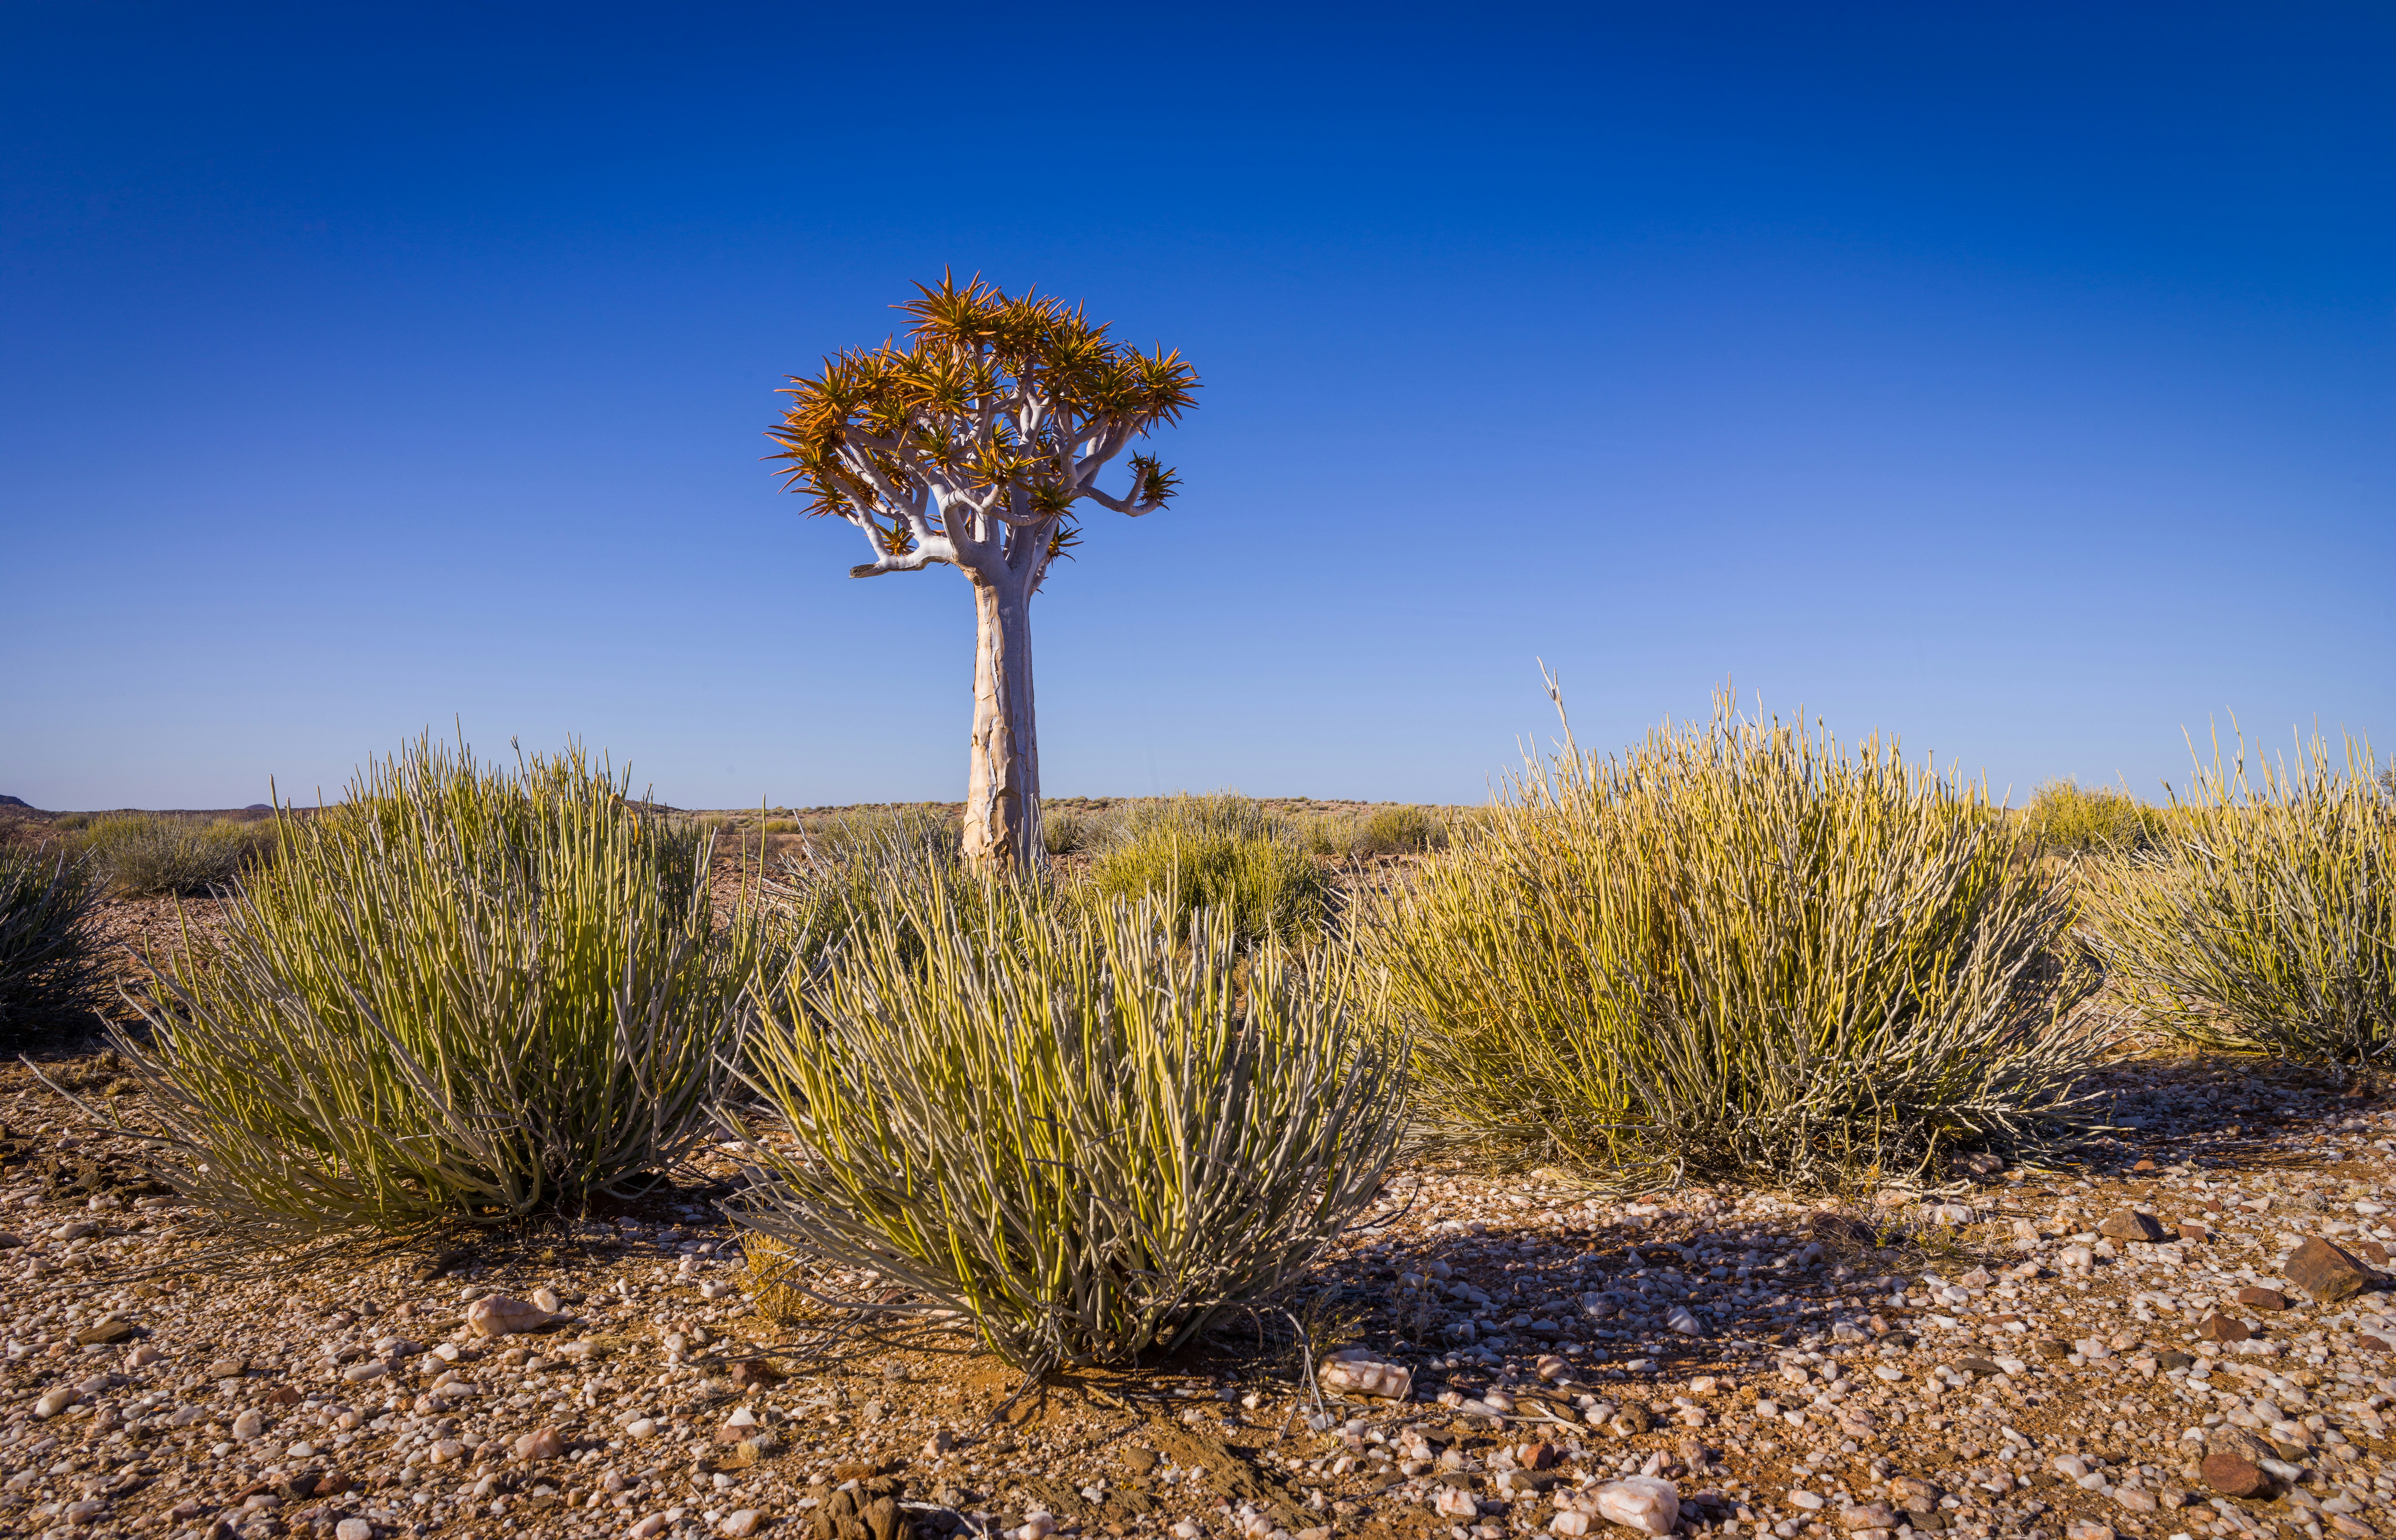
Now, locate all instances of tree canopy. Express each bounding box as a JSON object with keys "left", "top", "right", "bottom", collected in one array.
[{"left": 767, "top": 275, "right": 1200, "bottom": 585}]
